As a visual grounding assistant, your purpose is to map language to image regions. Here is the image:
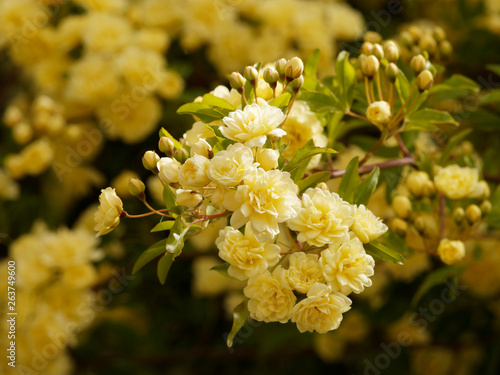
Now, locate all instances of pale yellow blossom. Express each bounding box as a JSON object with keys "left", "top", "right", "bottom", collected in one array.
[{"left": 94, "top": 187, "right": 123, "bottom": 236}]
